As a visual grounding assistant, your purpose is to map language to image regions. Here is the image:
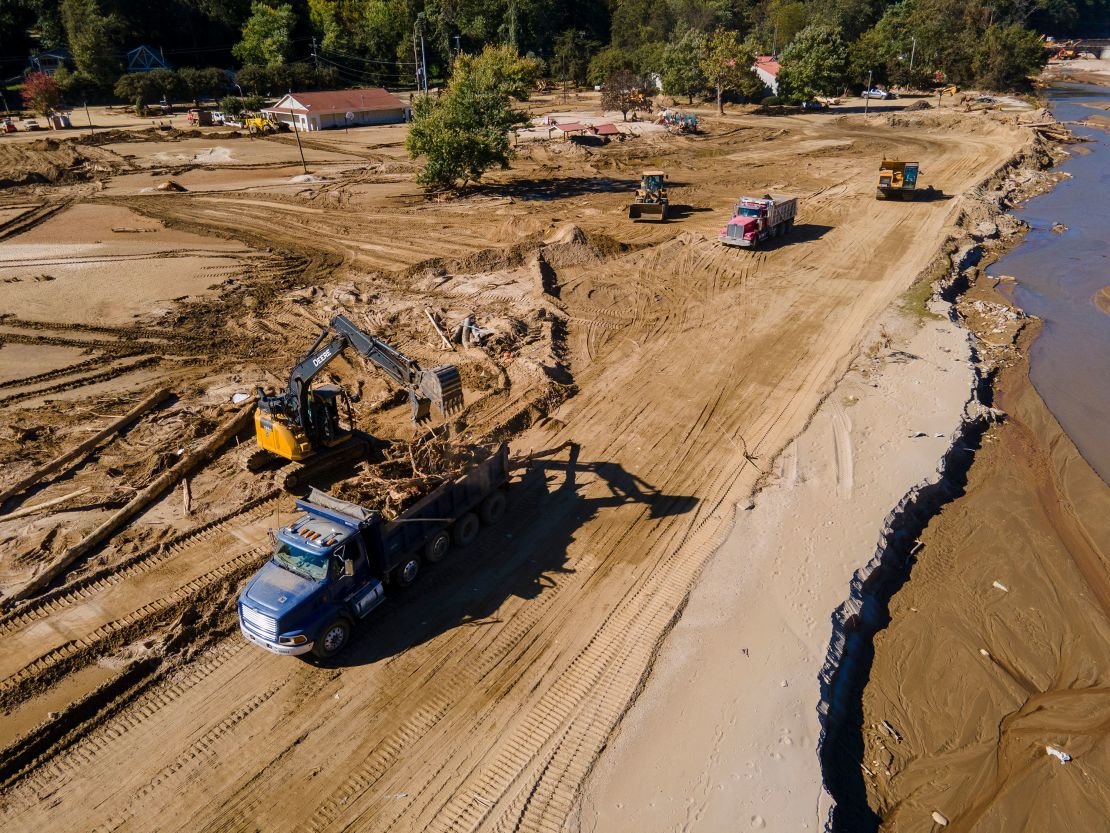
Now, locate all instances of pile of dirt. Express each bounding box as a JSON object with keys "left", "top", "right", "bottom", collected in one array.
[
  {"left": 904, "top": 99, "right": 933, "bottom": 111},
  {"left": 0, "top": 140, "right": 95, "bottom": 189}
]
